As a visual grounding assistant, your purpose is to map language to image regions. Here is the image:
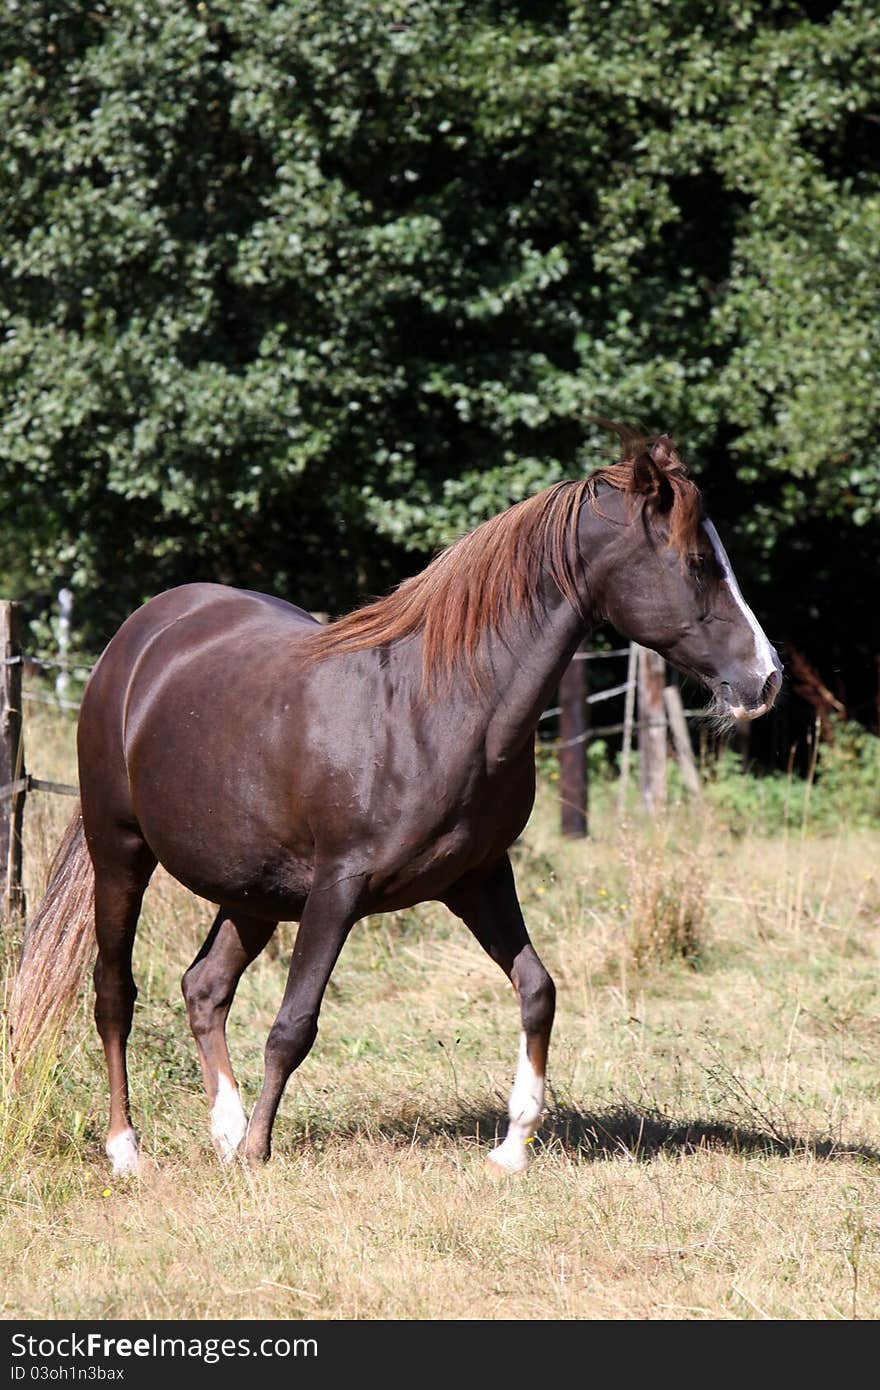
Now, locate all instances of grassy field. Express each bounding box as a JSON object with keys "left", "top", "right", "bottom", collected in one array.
[{"left": 2, "top": 706, "right": 879, "bottom": 1320}]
